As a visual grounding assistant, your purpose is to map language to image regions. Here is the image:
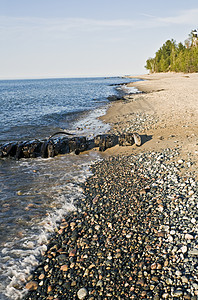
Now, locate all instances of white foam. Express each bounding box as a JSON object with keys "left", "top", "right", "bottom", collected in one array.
[{"left": 122, "top": 85, "right": 141, "bottom": 95}]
